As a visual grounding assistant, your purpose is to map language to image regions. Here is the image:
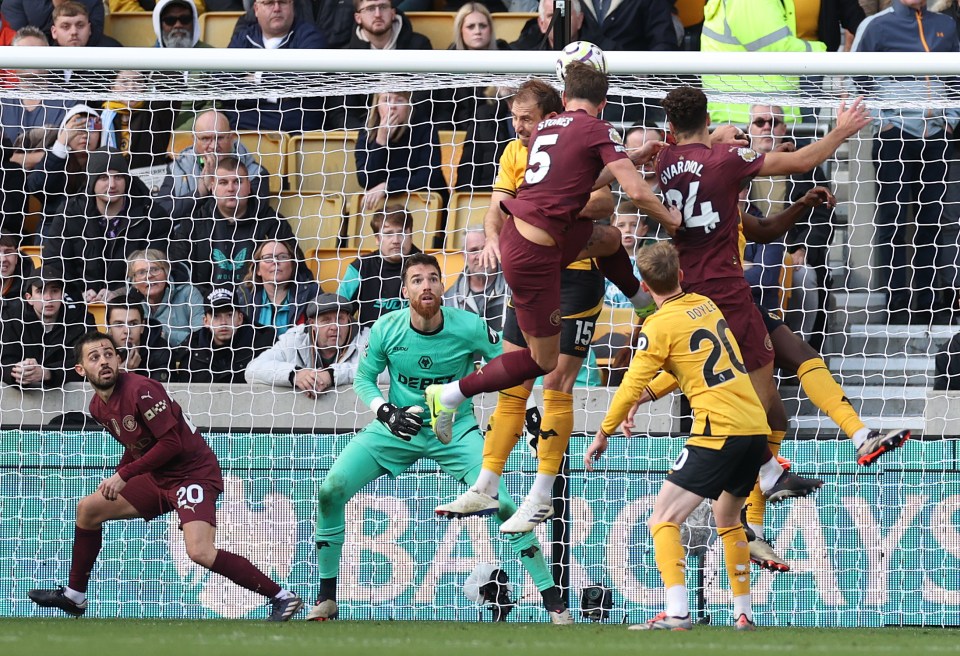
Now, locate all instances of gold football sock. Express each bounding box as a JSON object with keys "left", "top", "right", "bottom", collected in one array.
[
  {"left": 651, "top": 521, "right": 686, "bottom": 588},
  {"left": 718, "top": 524, "right": 751, "bottom": 598},
  {"left": 482, "top": 385, "right": 530, "bottom": 476},
  {"left": 536, "top": 390, "right": 574, "bottom": 476},
  {"left": 797, "top": 358, "right": 866, "bottom": 439},
  {"left": 745, "top": 430, "right": 786, "bottom": 529}
]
